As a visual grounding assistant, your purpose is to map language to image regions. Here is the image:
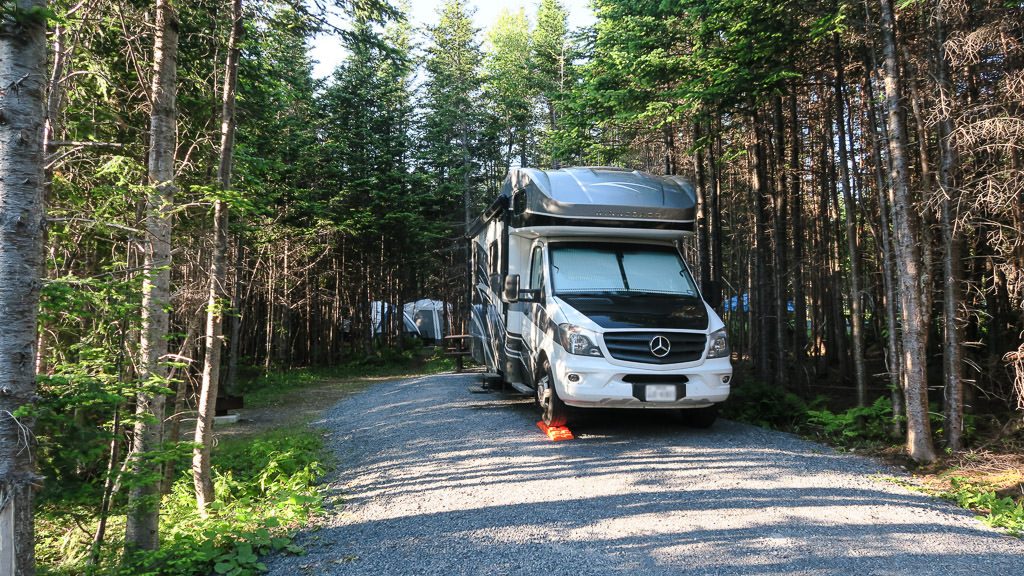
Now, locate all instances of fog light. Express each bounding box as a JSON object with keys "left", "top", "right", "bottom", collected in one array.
[
  {"left": 567, "top": 373, "right": 581, "bottom": 383},
  {"left": 721, "top": 375, "right": 731, "bottom": 384}
]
